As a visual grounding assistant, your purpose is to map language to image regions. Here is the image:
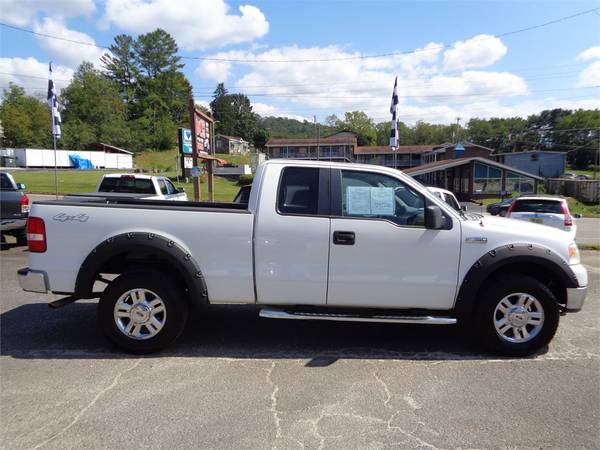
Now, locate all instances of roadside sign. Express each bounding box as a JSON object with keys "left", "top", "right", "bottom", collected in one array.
[{"left": 178, "top": 128, "right": 193, "bottom": 154}]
